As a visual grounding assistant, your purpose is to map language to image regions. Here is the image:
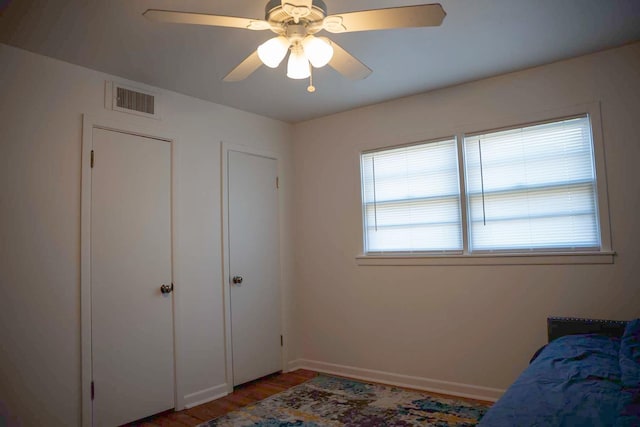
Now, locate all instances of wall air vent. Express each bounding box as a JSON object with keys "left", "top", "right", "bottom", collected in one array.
[
  {"left": 116, "top": 86, "right": 154, "bottom": 114},
  {"left": 105, "top": 81, "right": 161, "bottom": 120}
]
